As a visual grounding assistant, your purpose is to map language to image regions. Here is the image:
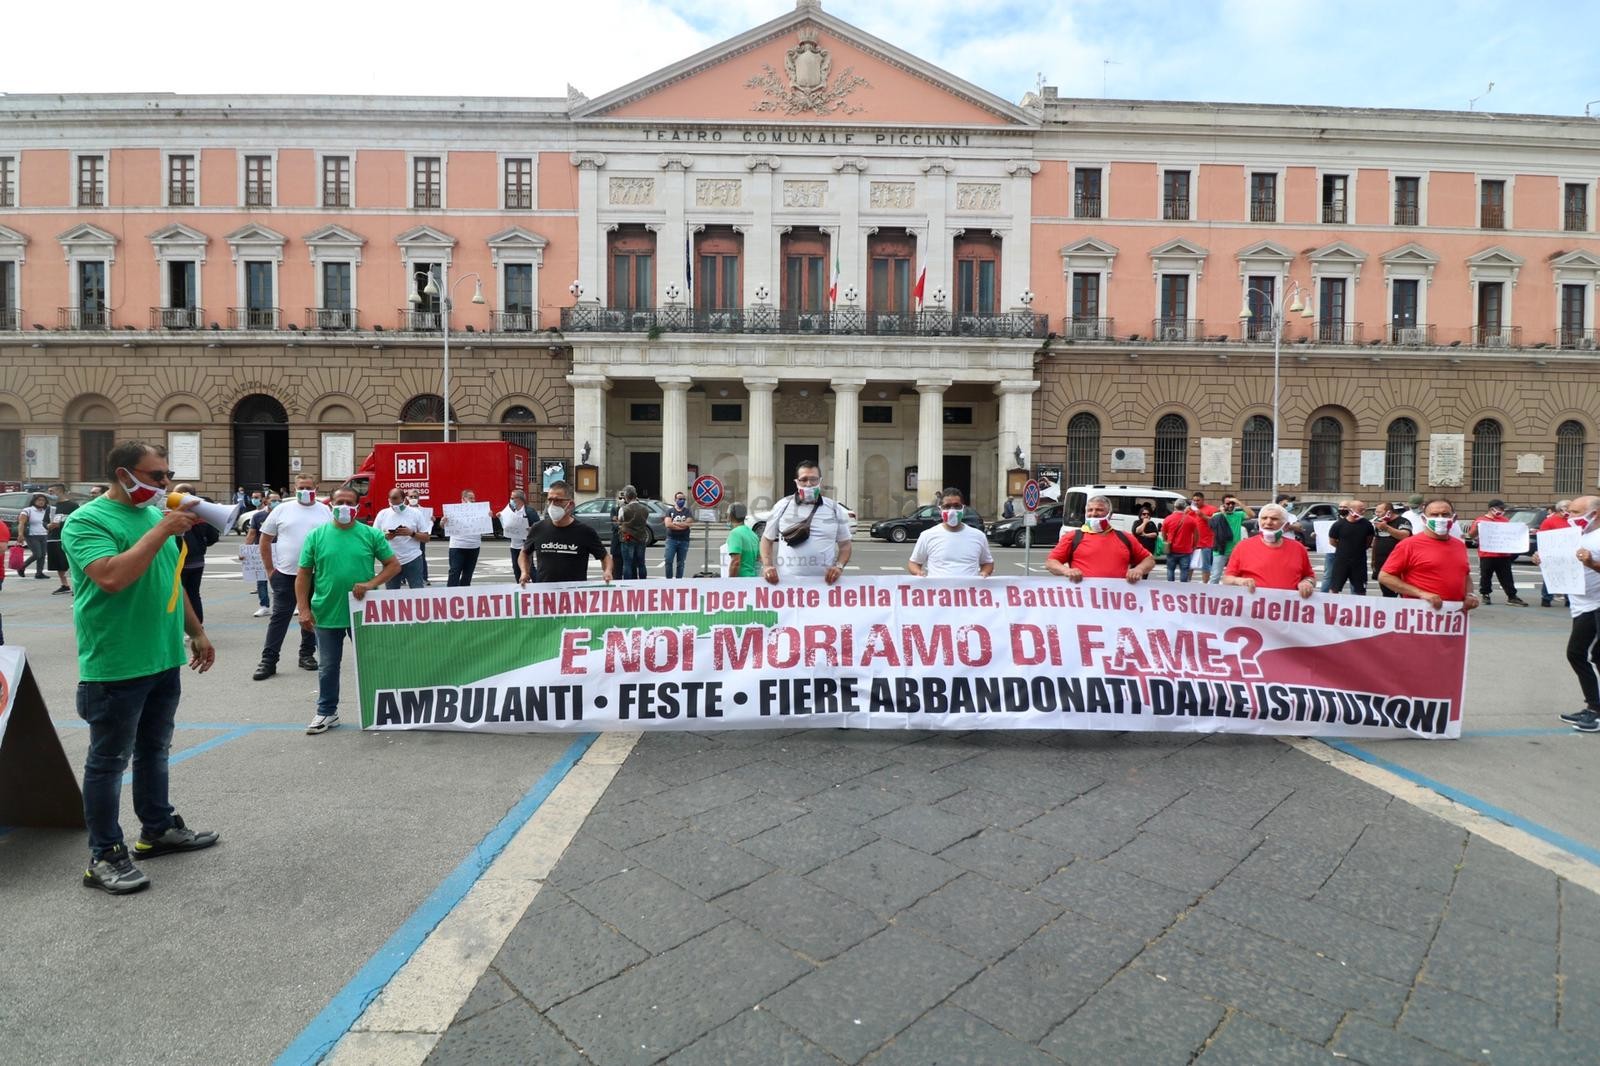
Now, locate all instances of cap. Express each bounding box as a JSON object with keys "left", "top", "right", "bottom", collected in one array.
[
  {"left": 1489, "top": 499, "right": 1507, "bottom": 509},
  {"left": 1407, "top": 494, "right": 1424, "bottom": 507}
]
